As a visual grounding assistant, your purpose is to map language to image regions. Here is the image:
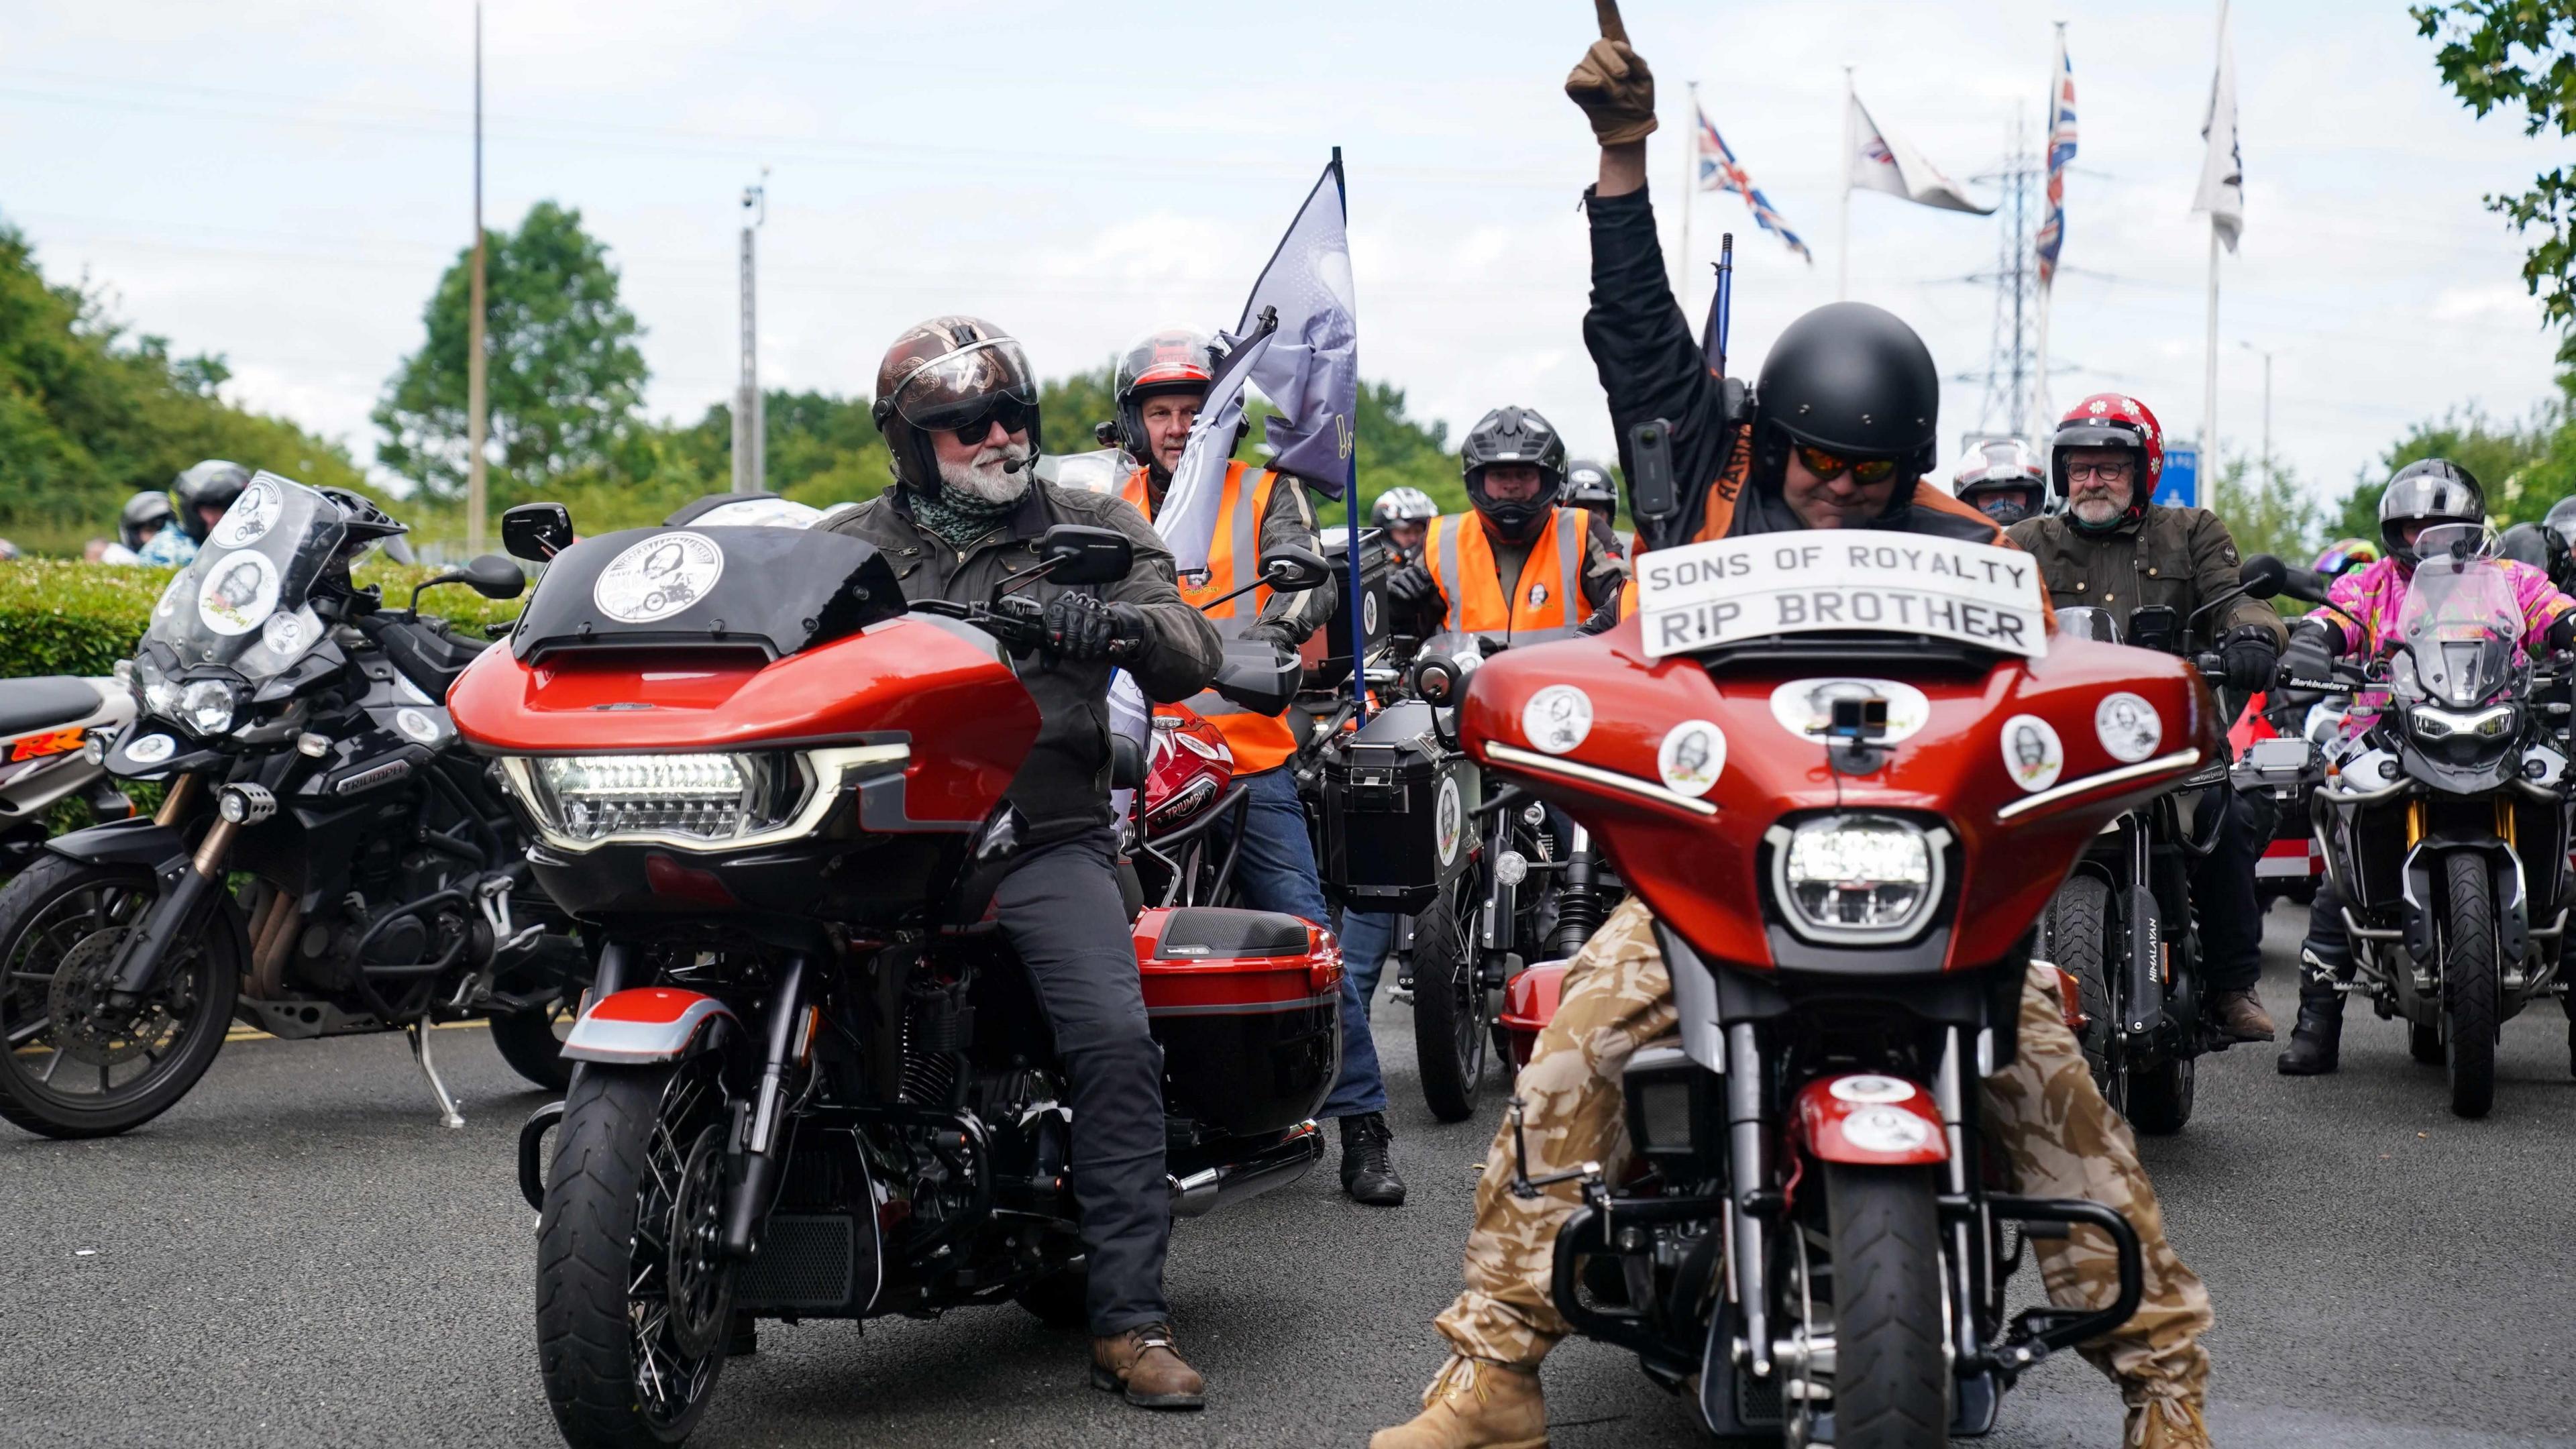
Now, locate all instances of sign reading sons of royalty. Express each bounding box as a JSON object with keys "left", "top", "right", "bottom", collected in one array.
[{"left": 1633, "top": 533, "right": 2048, "bottom": 660}]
